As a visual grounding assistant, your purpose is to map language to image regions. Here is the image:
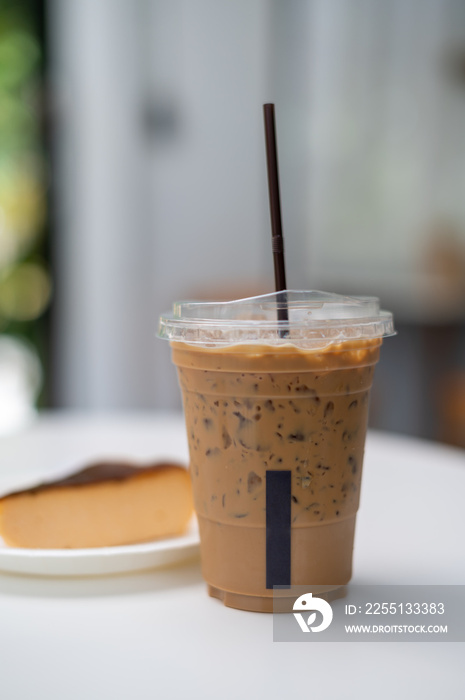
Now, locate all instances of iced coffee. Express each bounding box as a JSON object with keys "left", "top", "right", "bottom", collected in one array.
[{"left": 159, "top": 291, "right": 394, "bottom": 611}]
